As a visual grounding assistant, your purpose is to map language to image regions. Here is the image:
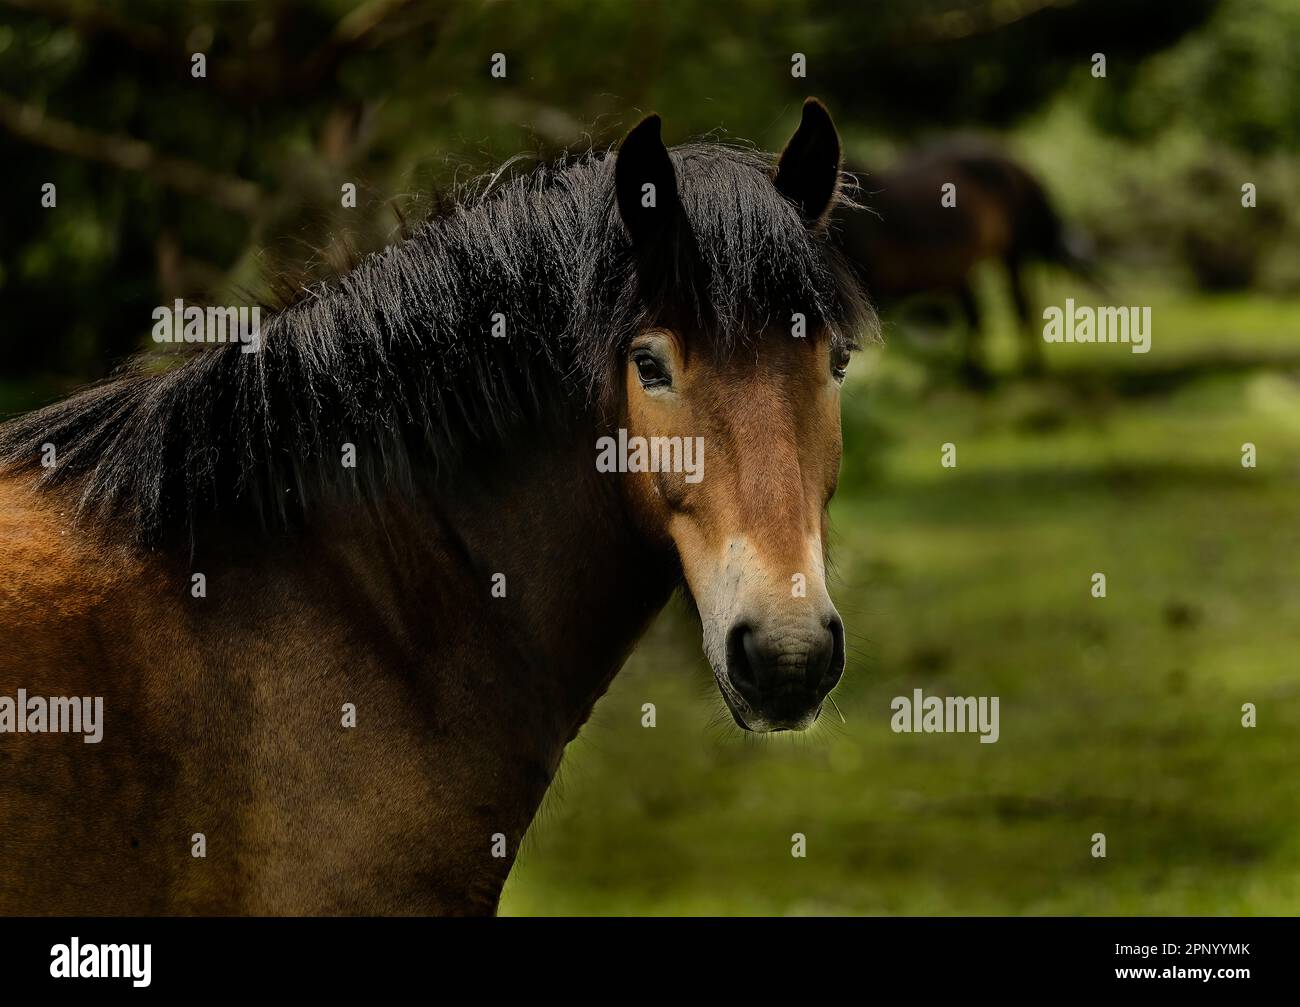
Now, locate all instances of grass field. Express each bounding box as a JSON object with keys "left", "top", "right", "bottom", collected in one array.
[{"left": 501, "top": 271, "right": 1300, "bottom": 915}]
